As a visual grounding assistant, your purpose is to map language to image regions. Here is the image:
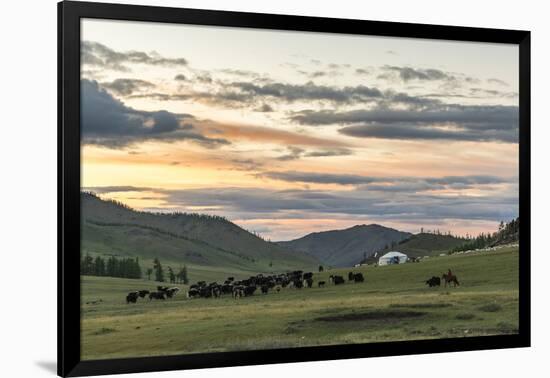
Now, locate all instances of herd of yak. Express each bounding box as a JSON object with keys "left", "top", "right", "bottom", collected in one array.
[
  {"left": 125, "top": 269, "right": 459, "bottom": 304},
  {"left": 125, "top": 270, "right": 364, "bottom": 303}
]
